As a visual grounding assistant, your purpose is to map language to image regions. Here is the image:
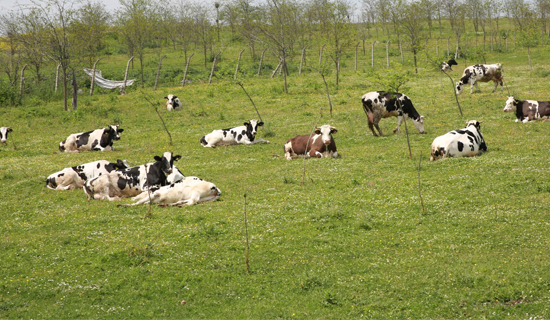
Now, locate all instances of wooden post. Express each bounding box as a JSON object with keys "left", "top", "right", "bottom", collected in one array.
[
  {"left": 55, "top": 63, "right": 61, "bottom": 92},
  {"left": 400, "top": 40, "right": 404, "bottom": 63},
  {"left": 271, "top": 60, "right": 282, "bottom": 78},
  {"left": 154, "top": 54, "right": 166, "bottom": 91},
  {"left": 71, "top": 70, "right": 77, "bottom": 111},
  {"left": 182, "top": 53, "right": 194, "bottom": 86},
  {"left": 90, "top": 58, "right": 101, "bottom": 96},
  {"left": 319, "top": 44, "right": 326, "bottom": 66},
  {"left": 447, "top": 36, "right": 450, "bottom": 56},
  {"left": 257, "top": 49, "right": 267, "bottom": 76},
  {"left": 425, "top": 38, "right": 429, "bottom": 62},
  {"left": 371, "top": 41, "right": 376, "bottom": 68},
  {"left": 386, "top": 40, "right": 390, "bottom": 68},
  {"left": 19, "top": 64, "right": 27, "bottom": 97},
  {"left": 436, "top": 37, "right": 440, "bottom": 56},
  {"left": 355, "top": 42, "right": 360, "bottom": 71},
  {"left": 299, "top": 47, "right": 306, "bottom": 75},
  {"left": 234, "top": 49, "right": 245, "bottom": 80},
  {"left": 122, "top": 56, "right": 134, "bottom": 94},
  {"left": 209, "top": 51, "right": 221, "bottom": 84}
]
